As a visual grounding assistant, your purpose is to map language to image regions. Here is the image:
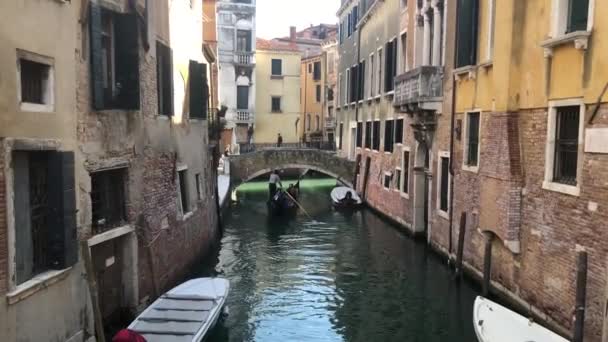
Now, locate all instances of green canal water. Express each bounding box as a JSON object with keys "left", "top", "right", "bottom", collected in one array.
[{"left": 203, "top": 178, "right": 480, "bottom": 342}]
